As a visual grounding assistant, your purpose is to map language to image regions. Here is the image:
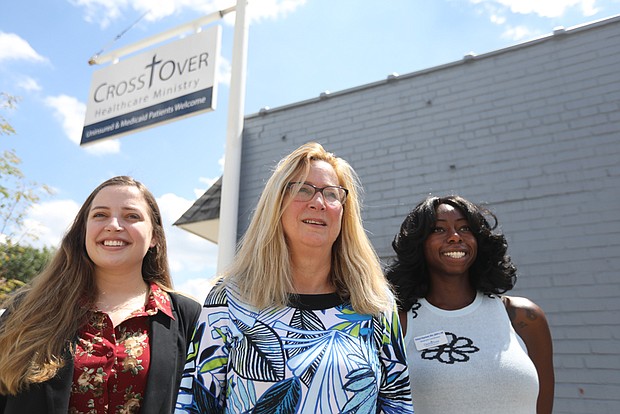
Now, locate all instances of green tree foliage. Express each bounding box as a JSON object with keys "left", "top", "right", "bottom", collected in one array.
[
  {"left": 0, "top": 242, "right": 55, "bottom": 303},
  {"left": 0, "top": 277, "right": 25, "bottom": 303},
  {"left": 0, "top": 242, "right": 55, "bottom": 304},
  {"left": 1, "top": 93, "right": 53, "bottom": 243},
  {"left": 0, "top": 92, "right": 17, "bottom": 136},
  {"left": 1, "top": 93, "right": 54, "bottom": 299},
  {"left": 0, "top": 243, "right": 55, "bottom": 283}
]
